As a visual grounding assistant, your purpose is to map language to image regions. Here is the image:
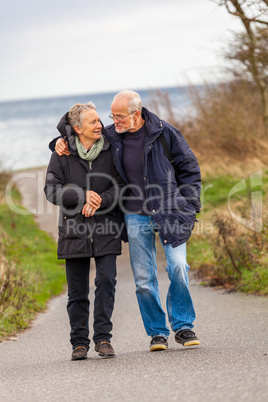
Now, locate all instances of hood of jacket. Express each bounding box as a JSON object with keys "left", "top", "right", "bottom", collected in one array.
[
  {"left": 57, "top": 112, "right": 110, "bottom": 155},
  {"left": 141, "top": 107, "right": 164, "bottom": 139}
]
